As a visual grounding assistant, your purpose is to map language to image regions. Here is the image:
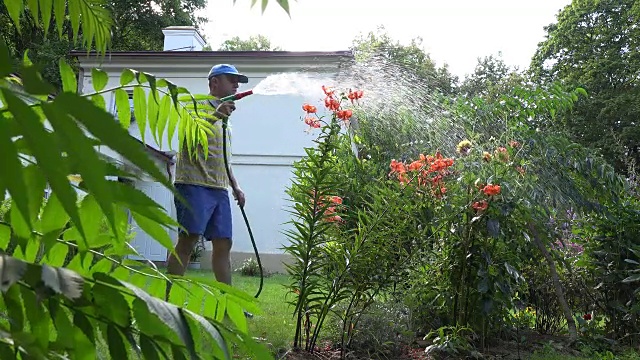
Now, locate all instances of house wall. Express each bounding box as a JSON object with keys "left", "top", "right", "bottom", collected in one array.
[{"left": 76, "top": 53, "right": 349, "bottom": 273}]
